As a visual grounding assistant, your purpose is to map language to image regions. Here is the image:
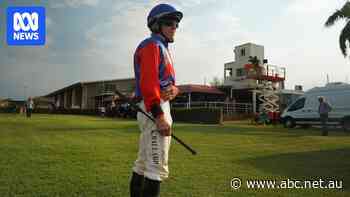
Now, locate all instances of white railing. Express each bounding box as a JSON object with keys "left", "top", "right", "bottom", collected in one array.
[{"left": 171, "top": 101, "right": 253, "bottom": 115}]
